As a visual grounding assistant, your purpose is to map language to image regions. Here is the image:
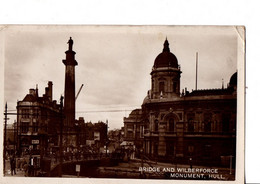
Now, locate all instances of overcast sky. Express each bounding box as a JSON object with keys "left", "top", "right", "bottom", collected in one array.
[{"left": 4, "top": 25, "right": 240, "bottom": 129}]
